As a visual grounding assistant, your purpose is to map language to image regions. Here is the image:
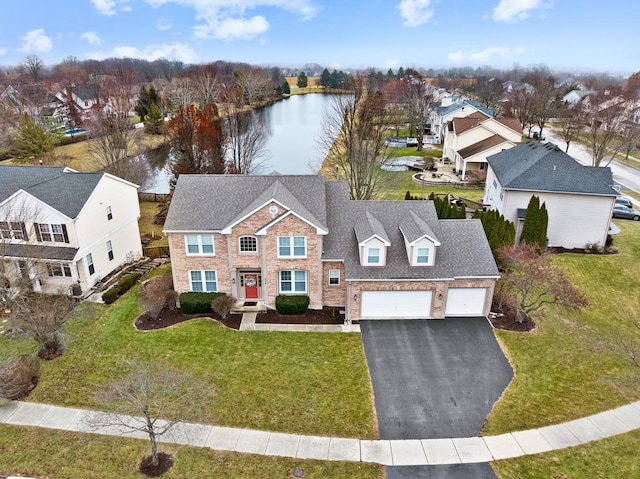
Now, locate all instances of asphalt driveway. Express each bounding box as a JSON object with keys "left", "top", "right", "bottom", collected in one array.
[{"left": 360, "top": 317, "right": 513, "bottom": 440}]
